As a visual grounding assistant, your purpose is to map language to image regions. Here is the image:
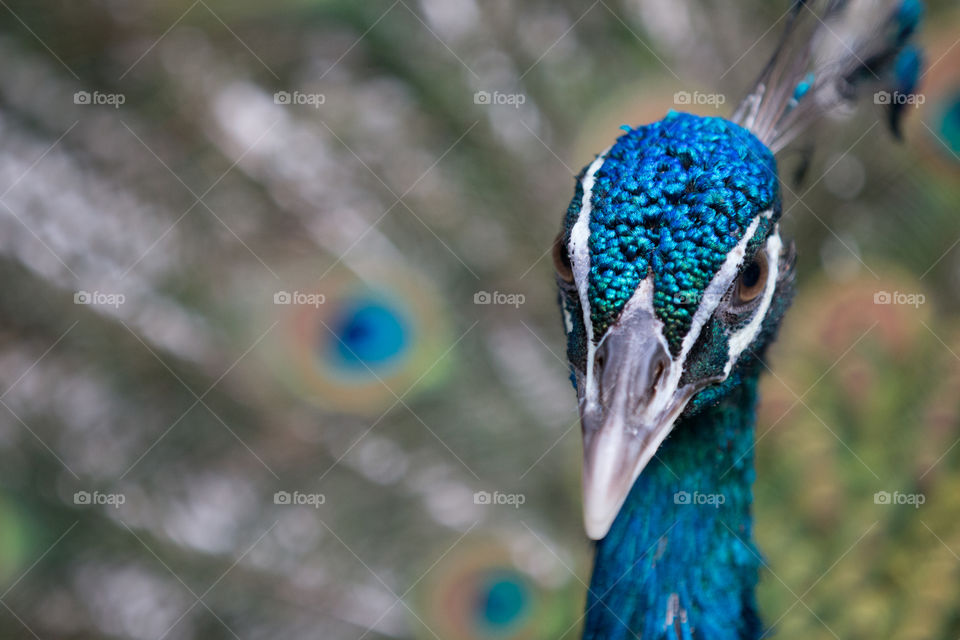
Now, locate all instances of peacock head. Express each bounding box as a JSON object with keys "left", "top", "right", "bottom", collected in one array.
[{"left": 554, "top": 111, "right": 796, "bottom": 540}]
